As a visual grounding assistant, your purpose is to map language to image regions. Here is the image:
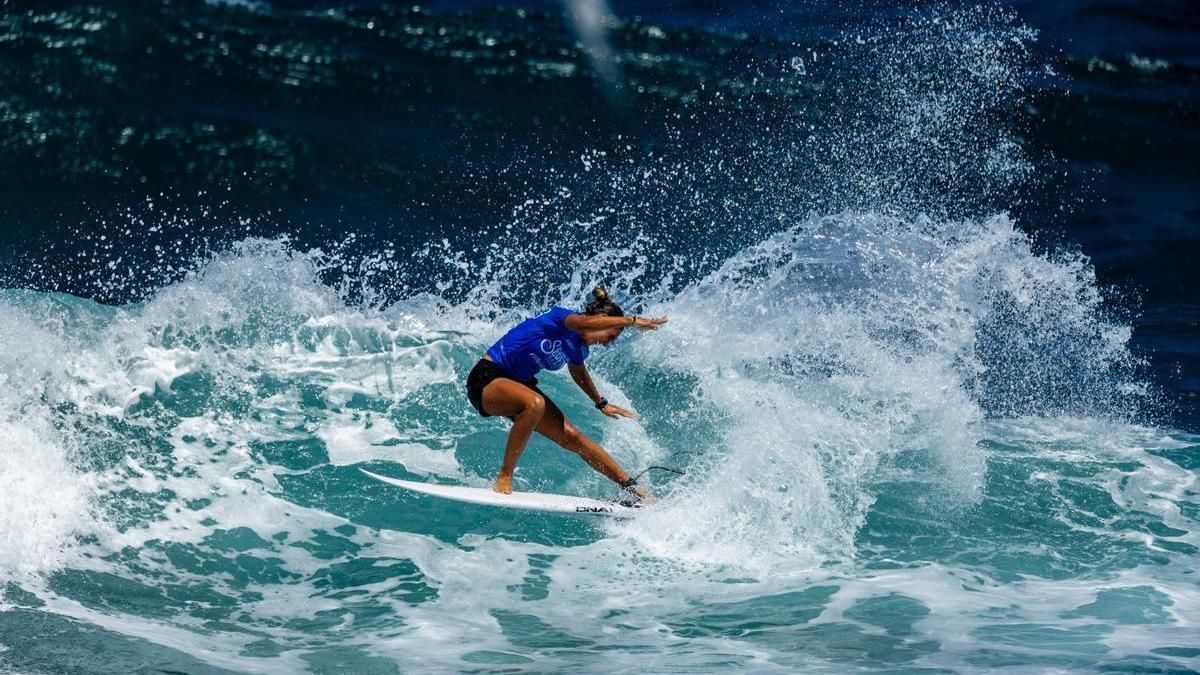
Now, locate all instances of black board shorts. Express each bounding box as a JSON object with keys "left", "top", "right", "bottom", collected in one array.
[{"left": 466, "top": 358, "right": 562, "bottom": 420}]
